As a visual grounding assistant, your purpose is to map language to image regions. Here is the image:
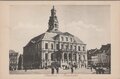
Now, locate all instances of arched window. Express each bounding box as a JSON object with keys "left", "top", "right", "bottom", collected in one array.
[
  {"left": 78, "top": 46, "right": 80, "bottom": 51},
  {"left": 66, "top": 37, "right": 68, "bottom": 41},
  {"left": 51, "top": 44, "right": 53, "bottom": 49},
  {"left": 83, "top": 46, "right": 85, "bottom": 51},
  {"left": 70, "top": 38, "right": 72, "bottom": 42},
  {"left": 45, "top": 43, "right": 48, "bottom": 49},
  {"left": 64, "top": 53, "right": 67, "bottom": 60}
]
